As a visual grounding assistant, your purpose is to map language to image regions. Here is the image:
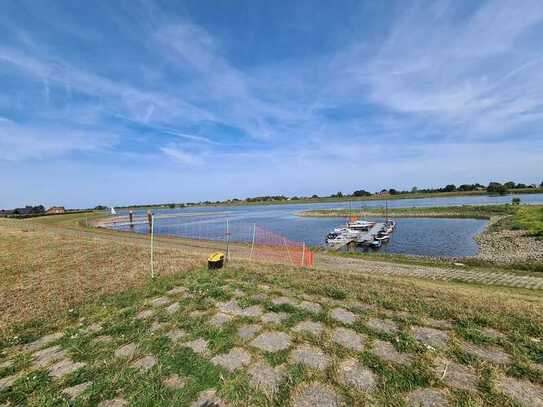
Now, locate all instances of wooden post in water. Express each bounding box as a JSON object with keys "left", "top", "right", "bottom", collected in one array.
[
  {"left": 129, "top": 210, "right": 134, "bottom": 228},
  {"left": 147, "top": 210, "right": 152, "bottom": 233}
]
